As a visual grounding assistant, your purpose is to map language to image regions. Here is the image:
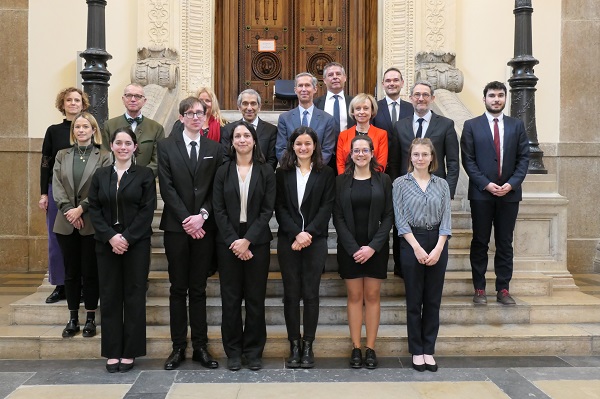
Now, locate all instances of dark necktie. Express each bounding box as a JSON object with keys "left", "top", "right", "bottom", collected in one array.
[
  {"left": 126, "top": 116, "right": 142, "bottom": 125},
  {"left": 391, "top": 101, "right": 398, "bottom": 124},
  {"left": 190, "top": 141, "right": 198, "bottom": 171},
  {"left": 302, "top": 110, "right": 309, "bottom": 127},
  {"left": 416, "top": 118, "right": 425, "bottom": 138},
  {"left": 494, "top": 118, "right": 501, "bottom": 178},
  {"left": 333, "top": 95, "right": 341, "bottom": 133}
]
